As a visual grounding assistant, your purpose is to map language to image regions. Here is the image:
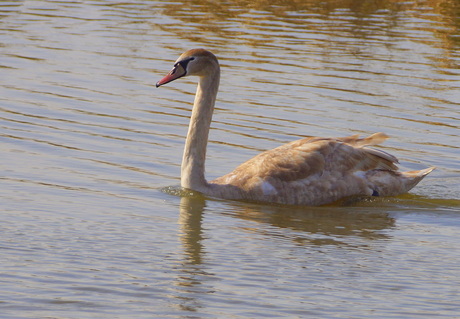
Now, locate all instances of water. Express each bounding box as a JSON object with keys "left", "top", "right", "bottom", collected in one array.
[{"left": 1, "top": 0, "right": 459, "bottom": 318}]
